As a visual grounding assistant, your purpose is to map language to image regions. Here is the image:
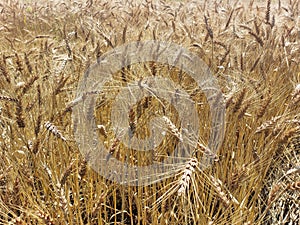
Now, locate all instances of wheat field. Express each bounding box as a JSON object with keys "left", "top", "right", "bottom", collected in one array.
[{"left": 0, "top": 0, "right": 299, "bottom": 224}]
